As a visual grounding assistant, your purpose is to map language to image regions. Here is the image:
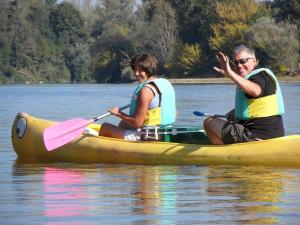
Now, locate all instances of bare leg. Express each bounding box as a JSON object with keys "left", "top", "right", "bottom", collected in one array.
[
  {"left": 99, "top": 123, "right": 126, "bottom": 139},
  {"left": 203, "top": 117, "right": 227, "bottom": 145}
]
